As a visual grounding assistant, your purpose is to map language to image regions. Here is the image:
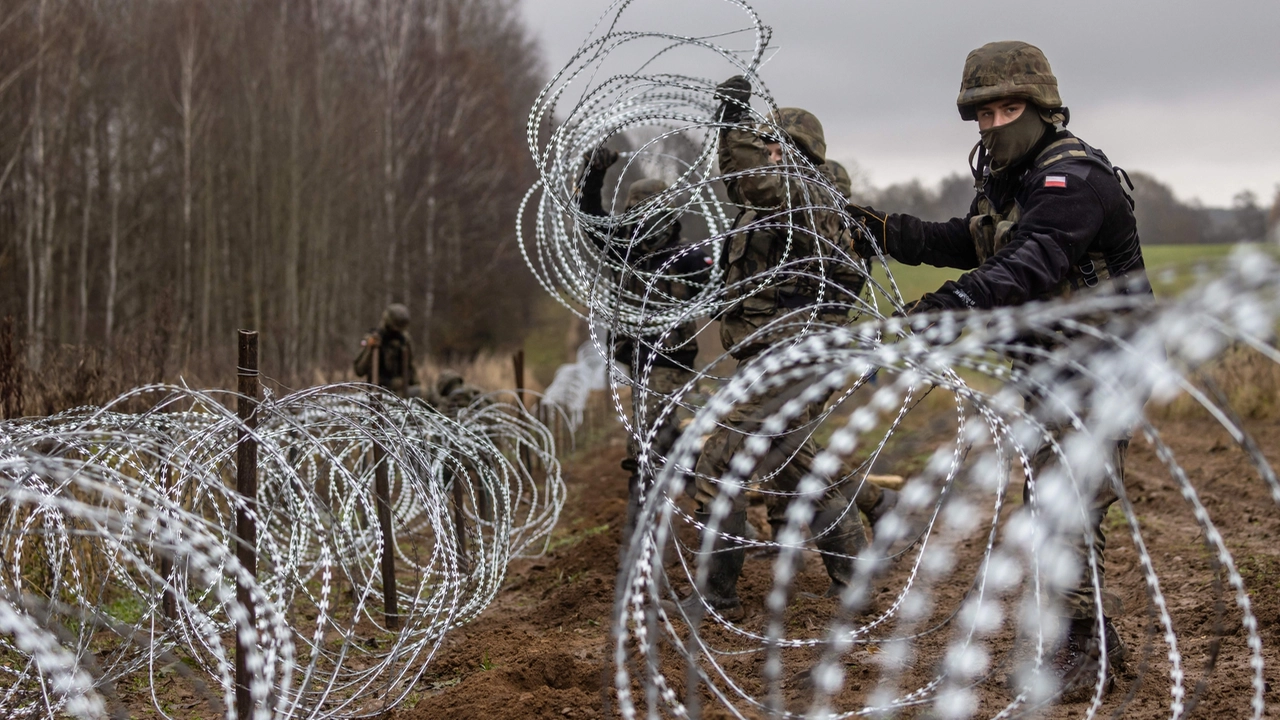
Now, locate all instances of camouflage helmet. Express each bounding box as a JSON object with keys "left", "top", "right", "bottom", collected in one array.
[
  {"left": 624, "top": 178, "right": 669, "bottom": 212},
  {"left": 763, "top": 108, "right": 826, "bottom": 163},
  {"left": 381, "top": 303, "right": 410, "bottom": 332},
  {"left": 435, "top": 370, "right": 464, "bottom": 397},
  {"left": 956, "top": 41, "right": 1063, "bottom": 121},
  {"left": 826, "top": 160, "right": 853, "bottom": 198}
]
